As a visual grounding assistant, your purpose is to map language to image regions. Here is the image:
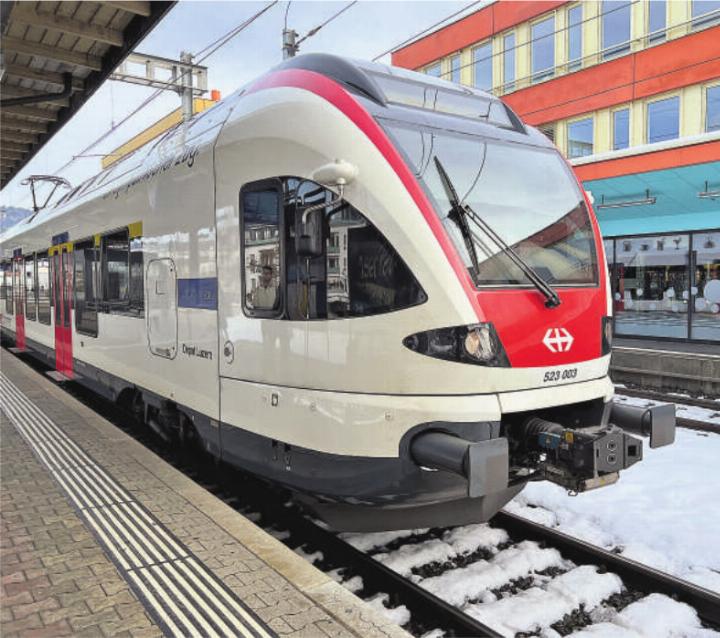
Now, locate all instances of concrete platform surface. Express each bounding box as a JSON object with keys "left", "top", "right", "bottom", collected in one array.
[{"left": 0, "top": 351, "right": 410, "bottom": 638}]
